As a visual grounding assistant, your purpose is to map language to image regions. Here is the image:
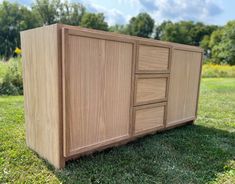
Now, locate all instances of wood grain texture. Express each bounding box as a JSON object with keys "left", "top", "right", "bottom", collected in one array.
[
  {"left": 134, "top": 75, "right": 168, "bottom": 106},
  {"left": 59, "top": 24, "right": 203, "bottom": 53},
  {"left": 134, "top": 103, "right": 165, "bottom": 135},
  {"left": 137, "top": 45, "right": 169, "bottom": 72},
  {"left": 63, "top": 32, "right": 133, "bottom": 156},
  {"left": 166, "top": 49, "right": 202, "bottom": 127},
  {"left": 21, "top": 24, "right": 203, "bottom": 168},
  {"left": 20, "top": 24, "right": 64, "bottom": 168}
]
